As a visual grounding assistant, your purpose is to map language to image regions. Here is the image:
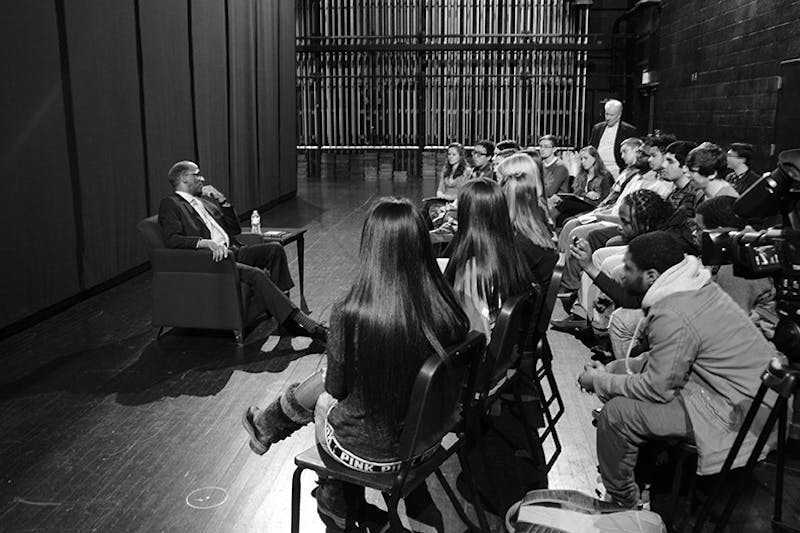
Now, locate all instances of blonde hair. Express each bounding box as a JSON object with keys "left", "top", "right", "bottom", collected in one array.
[
  {"left": 496, "top": 153, "right": 544, "bottom": 199},
  {"left": 497, "top": 154, "right": 555, "bottom": 250}
]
